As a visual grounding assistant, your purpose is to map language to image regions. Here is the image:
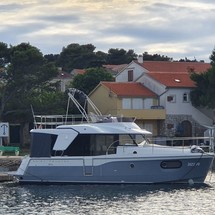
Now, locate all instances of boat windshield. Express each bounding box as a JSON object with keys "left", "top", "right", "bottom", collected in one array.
[
  {"left": 134, "top": 134, "right": 149, "bottom": 145},
  {"left": 118, "top": 134, "right": 146, "bottom": 145}
]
